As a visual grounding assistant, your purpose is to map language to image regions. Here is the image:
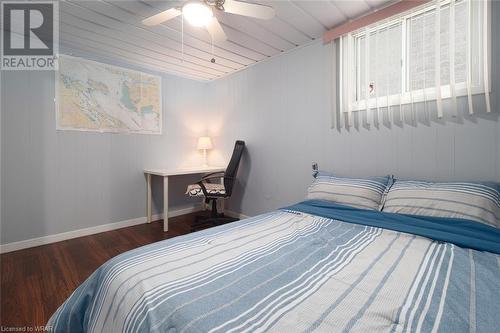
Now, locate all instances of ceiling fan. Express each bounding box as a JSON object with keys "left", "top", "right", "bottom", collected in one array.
[{"left": 142, "top": 0, "right": 276, "bottom": 44}]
